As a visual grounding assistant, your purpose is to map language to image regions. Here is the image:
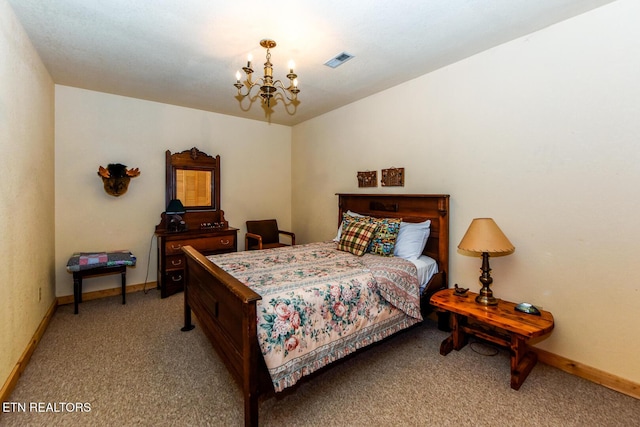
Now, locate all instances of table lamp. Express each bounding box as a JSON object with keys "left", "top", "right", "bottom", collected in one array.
[
  {"left": 458, "top": 218, "right": 515, "bottom": 306},
  {"left": 166, "top": 199, "right": 186, "bottom": 232},
  {"left": 166, "top": 199, "right": 186, "bottom": 215}
]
